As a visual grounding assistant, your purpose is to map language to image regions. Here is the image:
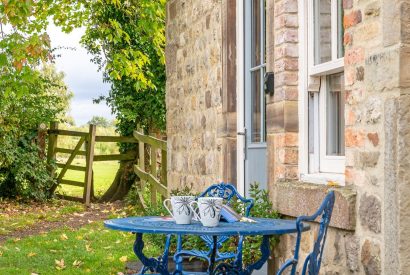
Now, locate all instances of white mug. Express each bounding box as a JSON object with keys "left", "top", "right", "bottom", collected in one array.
[
  {"left": 163, "top": 196, "right": 196, "bottom": 224},
  {"left": 189, "top": 197, "right": 223, "bottom": 227}
]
